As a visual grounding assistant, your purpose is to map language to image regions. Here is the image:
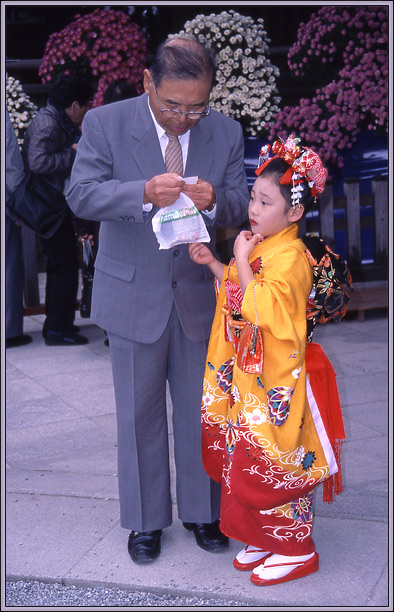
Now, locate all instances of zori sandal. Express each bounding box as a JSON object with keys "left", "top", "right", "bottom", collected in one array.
[
  {"left": 233, "top": 545, "right": 272, "bottom": 571},
  {"left": 251, "top": 551, "right": 319, "bottom": 586}
]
